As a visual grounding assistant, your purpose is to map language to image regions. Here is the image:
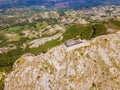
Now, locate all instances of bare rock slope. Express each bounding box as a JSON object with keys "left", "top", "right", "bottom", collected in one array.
[{"left": 4, "top": 32, "right": 120, "bottom": 90}]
